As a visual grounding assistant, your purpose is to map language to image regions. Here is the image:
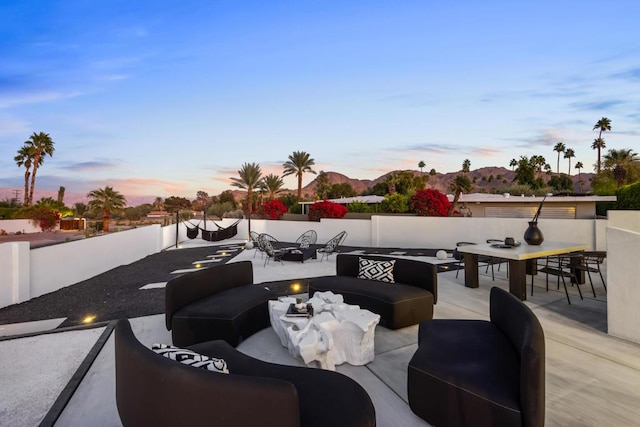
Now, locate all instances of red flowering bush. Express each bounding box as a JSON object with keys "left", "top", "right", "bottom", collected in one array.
[
  {"left": 409, "top": 189, "right": 451, "bottom": 217},
  {"left": 30, "top": 207, "right": 61, "bottom": 231},
  {"left": 259, "top": 200, "right": 288, "bottom": 220},
  {"left": 308, "top": 200, "right": 348, "bottom": 221}
]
